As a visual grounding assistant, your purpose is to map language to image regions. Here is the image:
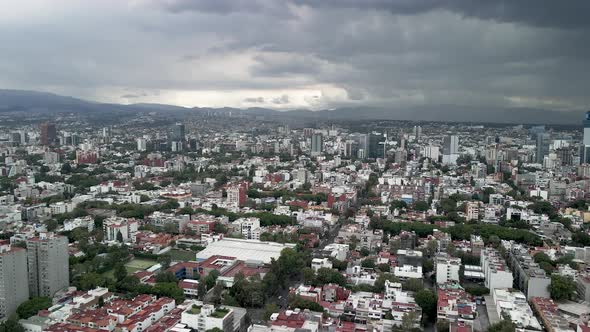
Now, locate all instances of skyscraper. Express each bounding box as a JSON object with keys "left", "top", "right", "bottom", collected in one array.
[
  {"left": 40, "top": 122, "right": 57, "bottom": 146},
  {"left": 27, "top": 233, "right": 69, "bottom": 298},
  {"left": 173, "top": 122, "right": 186, "bottom": 142},
  {"left": 311, "top": 133, "right": 323, "bottom": 156},
  {"left": 580, "top": 111, "right": 590, "bottom": 164},
  {"left": 442, "top": 135, "right": 459, "bottom": 165},
  {"left": 536, "top": 133, "right": 551, "bottom": 164},
  {"left": 368, "top": 132, "right": 386, "bottom": 159},
  {"left": 0, "top": 243, "right": 29, "bottom": 320}
]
